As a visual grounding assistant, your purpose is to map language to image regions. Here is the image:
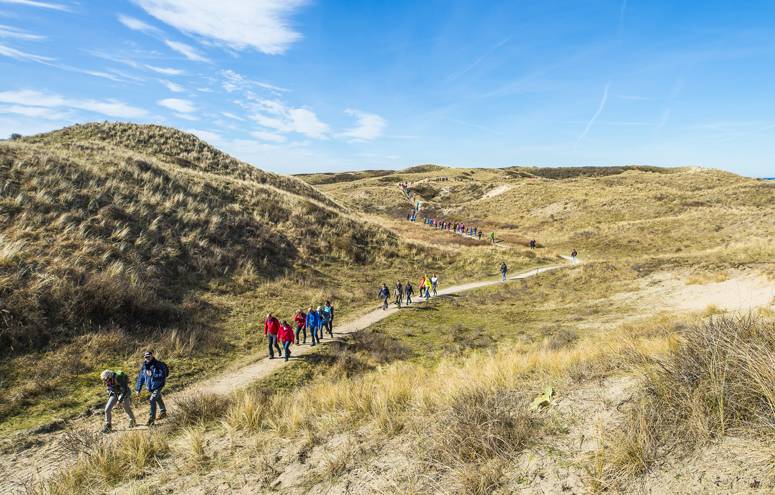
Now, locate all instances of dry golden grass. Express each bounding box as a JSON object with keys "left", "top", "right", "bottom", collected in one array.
[
  {"left": 591, "top": 316, "right": 775, "bottom": 490},
  {"left": 1, "top": 122, "right": 460, "bottom": 431},
  {"left": 30, "top": 430, "right": 168, "bottom": 495}
]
